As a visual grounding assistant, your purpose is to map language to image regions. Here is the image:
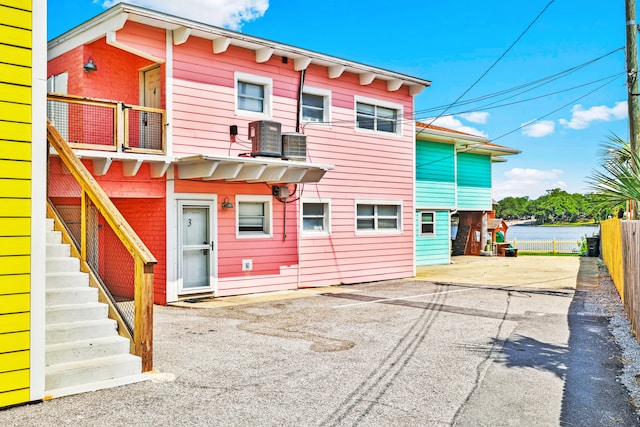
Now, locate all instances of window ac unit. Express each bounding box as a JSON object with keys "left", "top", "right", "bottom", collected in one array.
[
  {"left": 249, "top": 120, "right": 282, "bottom": 157},
  {"left": 281, "top": 132, "right": 307, "bottom": 161}
]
